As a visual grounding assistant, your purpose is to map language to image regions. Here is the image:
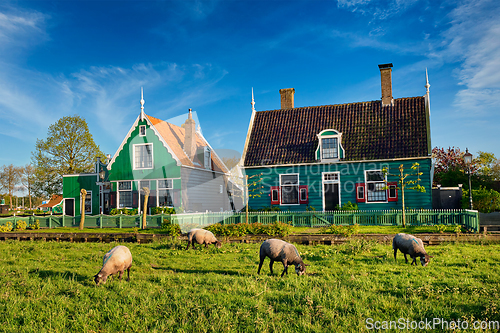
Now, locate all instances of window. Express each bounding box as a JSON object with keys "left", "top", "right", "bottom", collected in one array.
[
  {"left": 321, "top": 138, "right": 338, "bottom": 159},
  {"left": 119, "top": 181, "right": 132, "bottom": 208},
  {"left": 356, "top": 183, "right": 365, "bottom": 202},
  {"left": 299, "top": 185, "right": 309, "bottom": 204},
  {"left": 134, "top": 144, "right": 153, "bottom": 169},
  {"left": 139, "top": 125, "right": 146, "bottom": 136},
  {"left": 83, "top": 190, "right": 92, "bottom": 214},
  {"left": 366, "top": 171, "right": 387, "bottom": 202},
  {"left": 280, "top": 174, "right": 299, "bottom": 205},
  {"left": 158, "top": 179, "right": 173, "bottom": 207},
  {"left": 271, "top": 187, "right": 279, "bottom": 204},
  {"left": 204, "top": 147, "right": 211, "bottom": 169},
  {"left": 388, "top": 182, "right": 398, "bottom": 202}
]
